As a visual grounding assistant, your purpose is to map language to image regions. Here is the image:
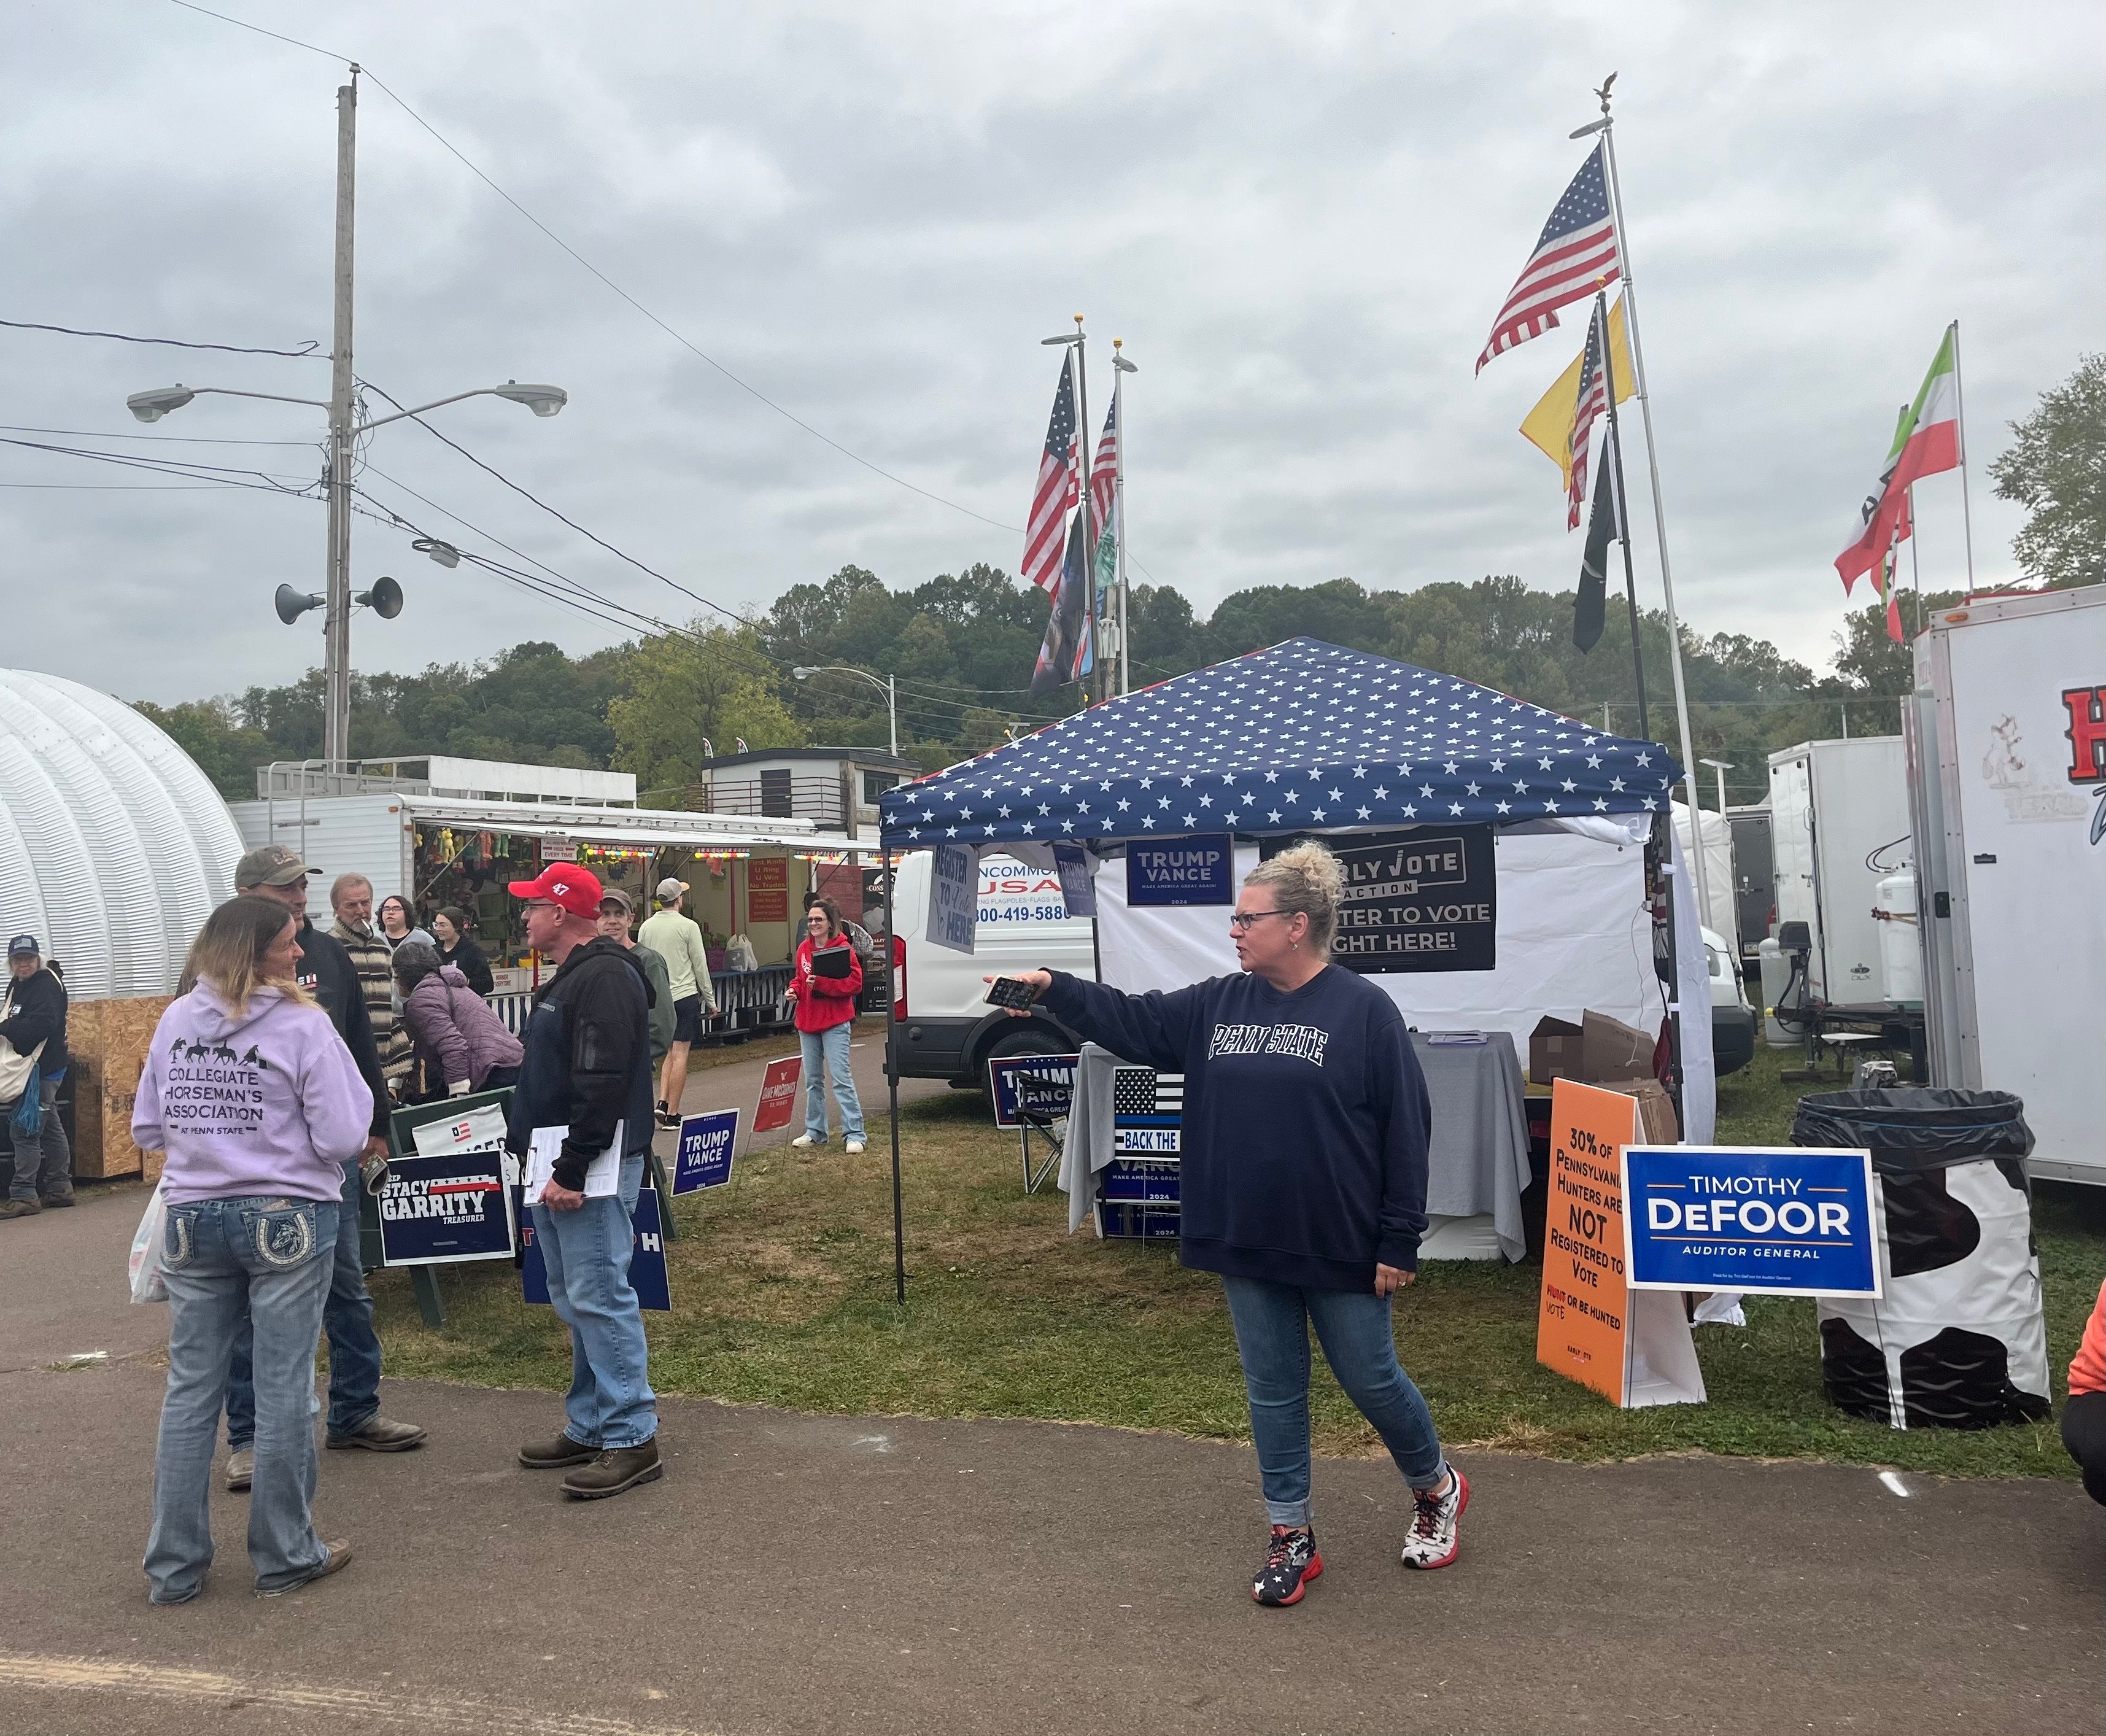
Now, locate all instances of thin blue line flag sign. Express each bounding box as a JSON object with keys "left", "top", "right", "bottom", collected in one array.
[{"left": 1622, "top": 1145, "right": 1882, "bottom": 1298}]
